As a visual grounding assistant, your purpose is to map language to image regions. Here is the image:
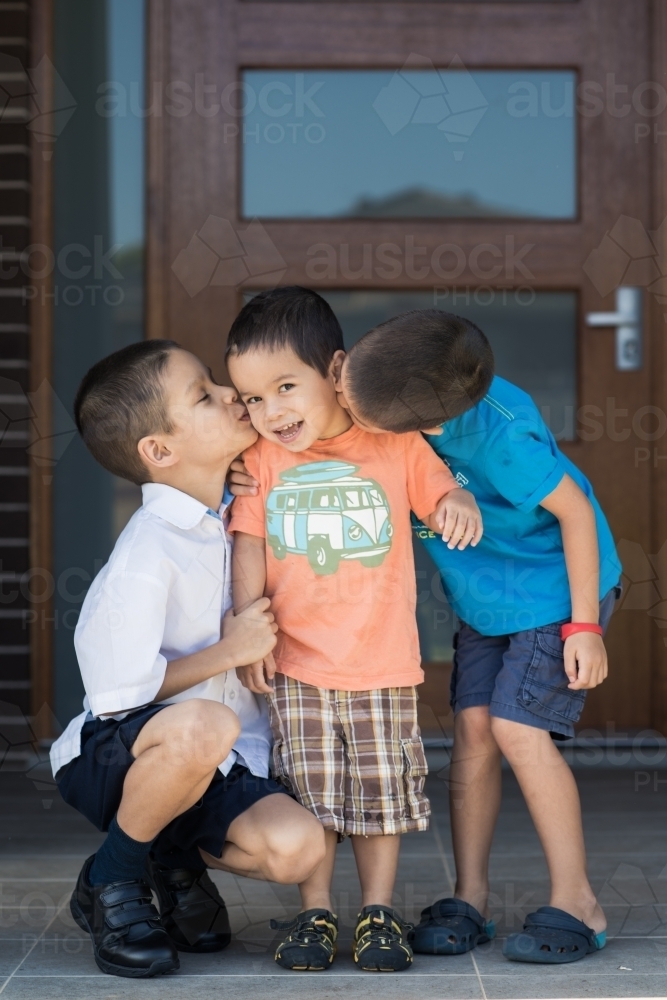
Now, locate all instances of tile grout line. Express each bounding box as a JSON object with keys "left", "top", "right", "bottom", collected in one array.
[
  {"left": 430, "top": 810, "right": 488, "bottom": 1000},
  {"left": 0, "top": 891, "right": 72, "bottom": 995},
  {"left": 4, "top": 973, "right": 667, "bottom": 980}
]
